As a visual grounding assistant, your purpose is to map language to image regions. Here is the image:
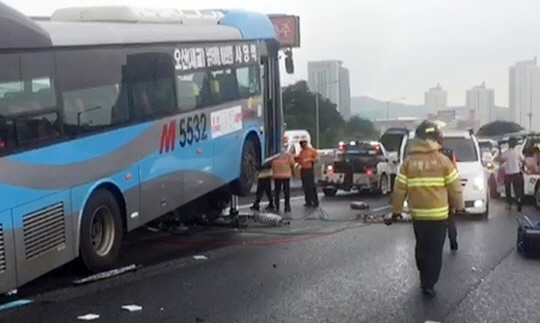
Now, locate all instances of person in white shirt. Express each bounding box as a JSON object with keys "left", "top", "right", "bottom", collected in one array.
[{"left": 496, "top": 137, "right": 525, "bottom": 211}]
